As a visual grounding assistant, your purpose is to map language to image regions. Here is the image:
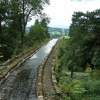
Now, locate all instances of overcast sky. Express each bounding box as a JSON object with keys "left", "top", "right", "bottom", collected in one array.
[{"left": 27, "top": 0, "right": 100, "bottom": 28}]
